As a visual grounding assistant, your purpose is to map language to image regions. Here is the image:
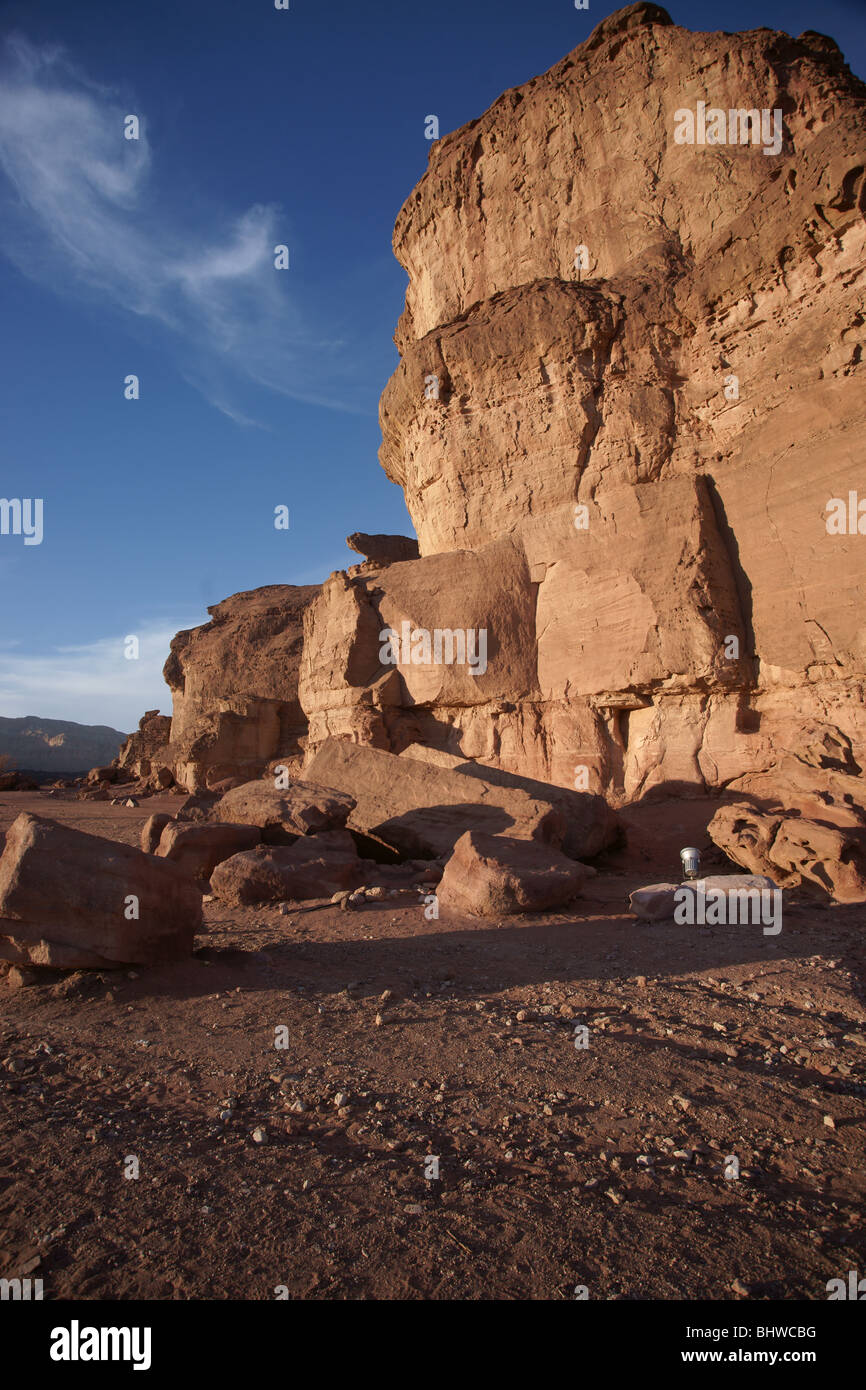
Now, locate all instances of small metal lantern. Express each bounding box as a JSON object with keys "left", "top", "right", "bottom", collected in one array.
[{"left": 680, "top": 846, "right": 701, "bottom": 881}]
